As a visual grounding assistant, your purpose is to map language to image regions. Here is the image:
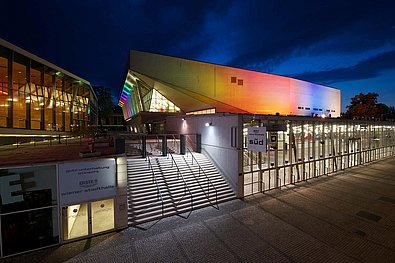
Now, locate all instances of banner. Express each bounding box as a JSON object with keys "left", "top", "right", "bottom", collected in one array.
[{"left": 59, "top": 159, "right": 116, "bottom": 205}]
